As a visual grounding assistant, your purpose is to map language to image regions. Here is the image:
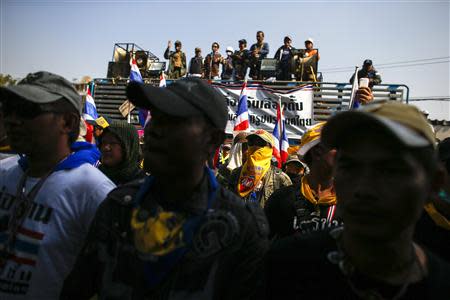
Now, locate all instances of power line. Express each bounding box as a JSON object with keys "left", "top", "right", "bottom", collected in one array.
[
  {"left": 323, "top": 60, "right": 449, "bottom": 73},
  {"left": 321, "top": 56, "right": 449, "bottom": 71}
]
